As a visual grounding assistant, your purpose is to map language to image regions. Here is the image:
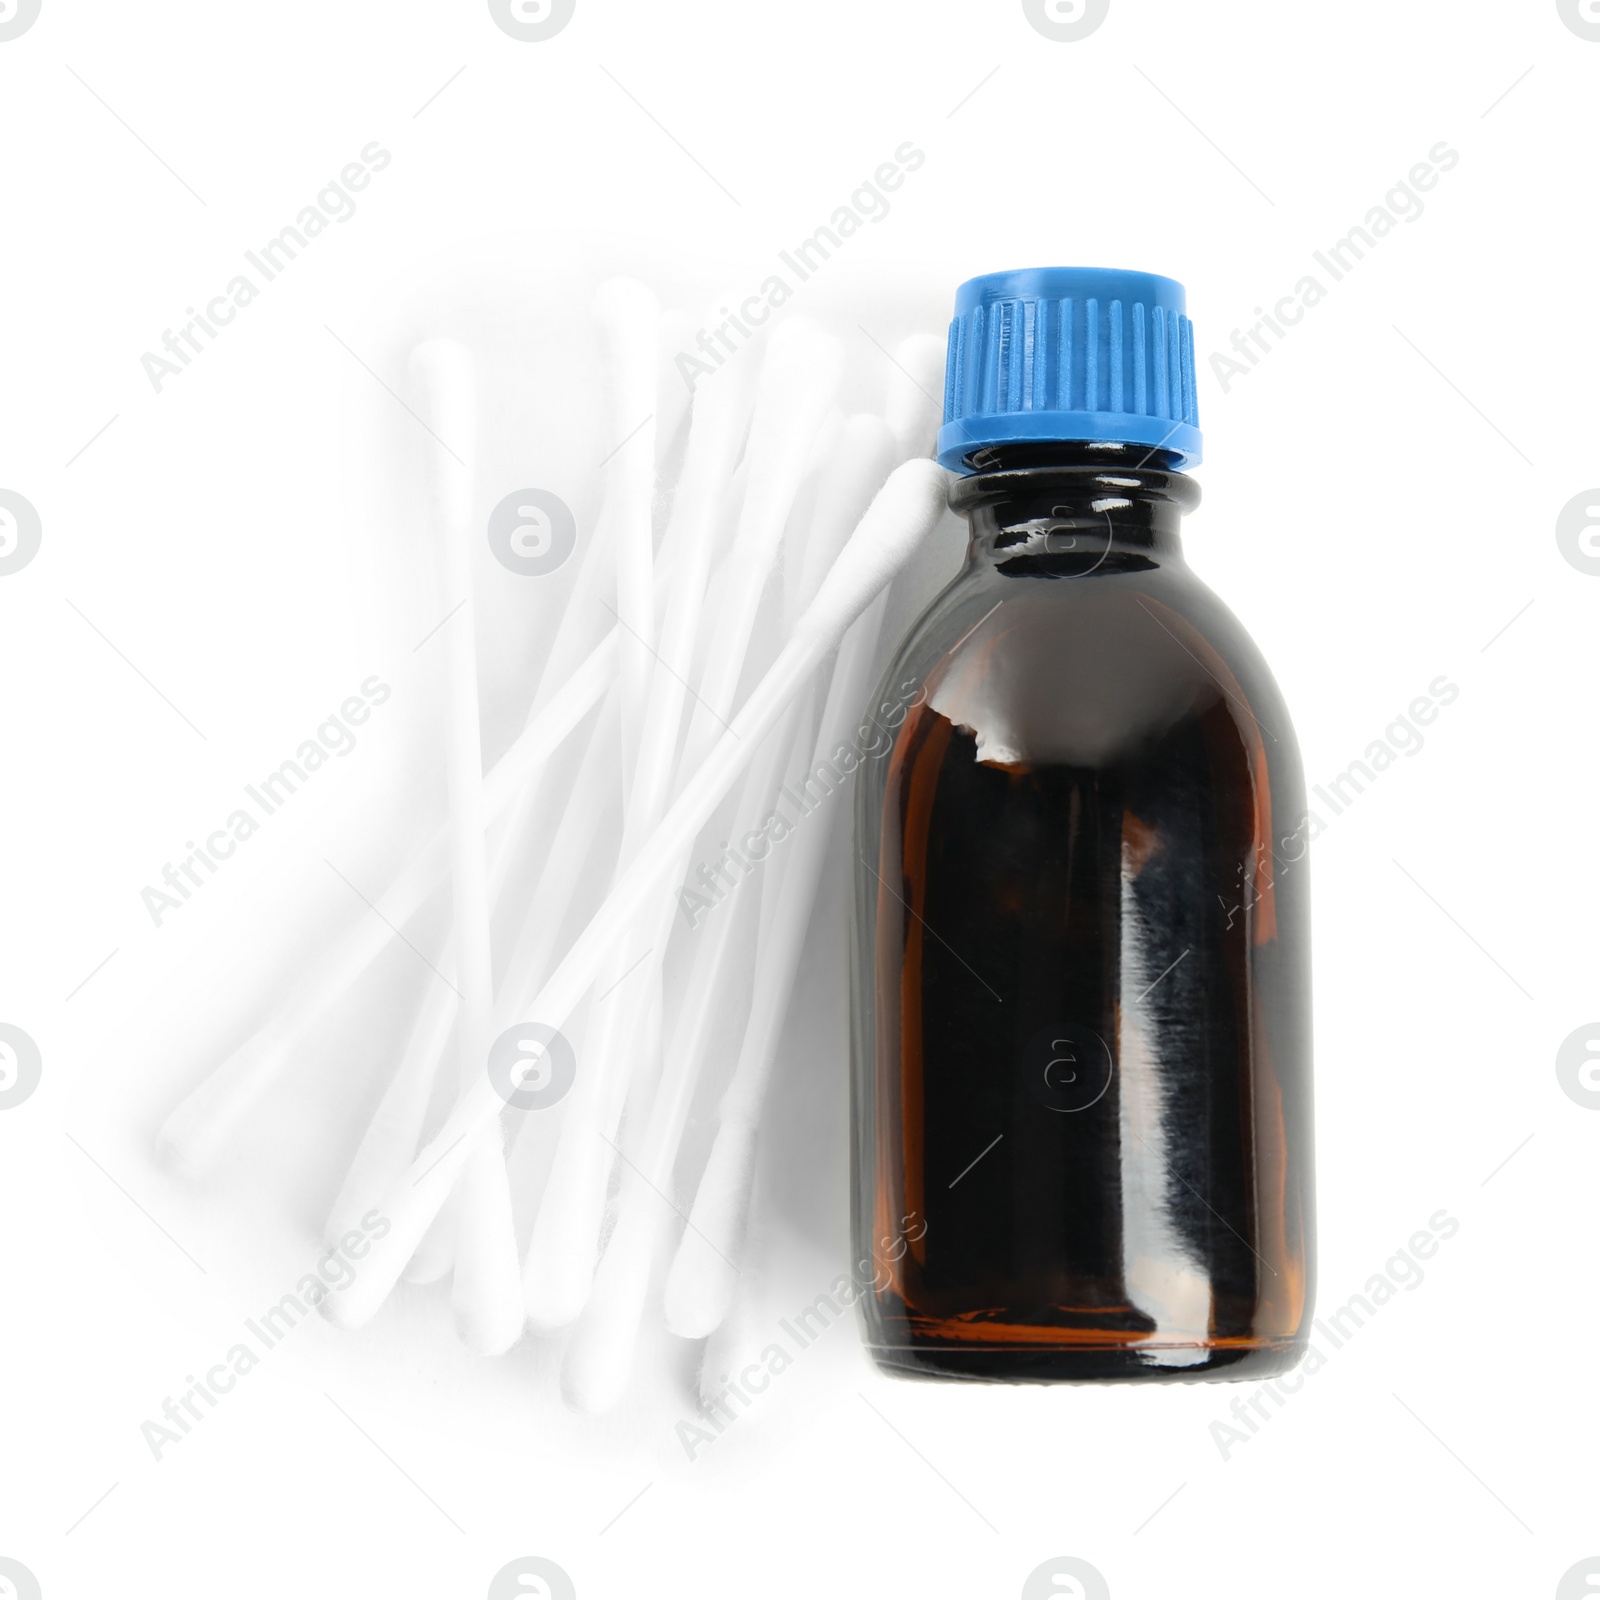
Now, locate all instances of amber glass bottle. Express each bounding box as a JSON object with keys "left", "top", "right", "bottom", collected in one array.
[{"left": 852, "top": 268, "right": 1313, "bottom": 1382}]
